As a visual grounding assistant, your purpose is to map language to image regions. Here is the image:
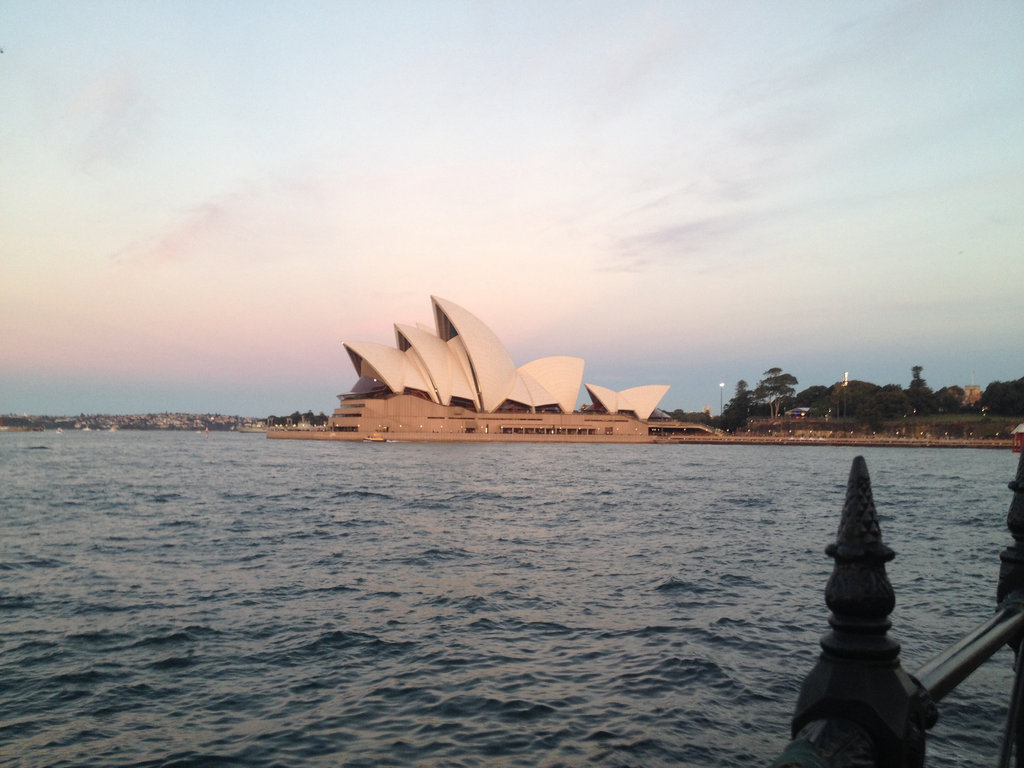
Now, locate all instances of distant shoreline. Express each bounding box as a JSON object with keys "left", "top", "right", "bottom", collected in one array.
[{"left": 1, "top": 427, "right": 1014, "bottom": 450}]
